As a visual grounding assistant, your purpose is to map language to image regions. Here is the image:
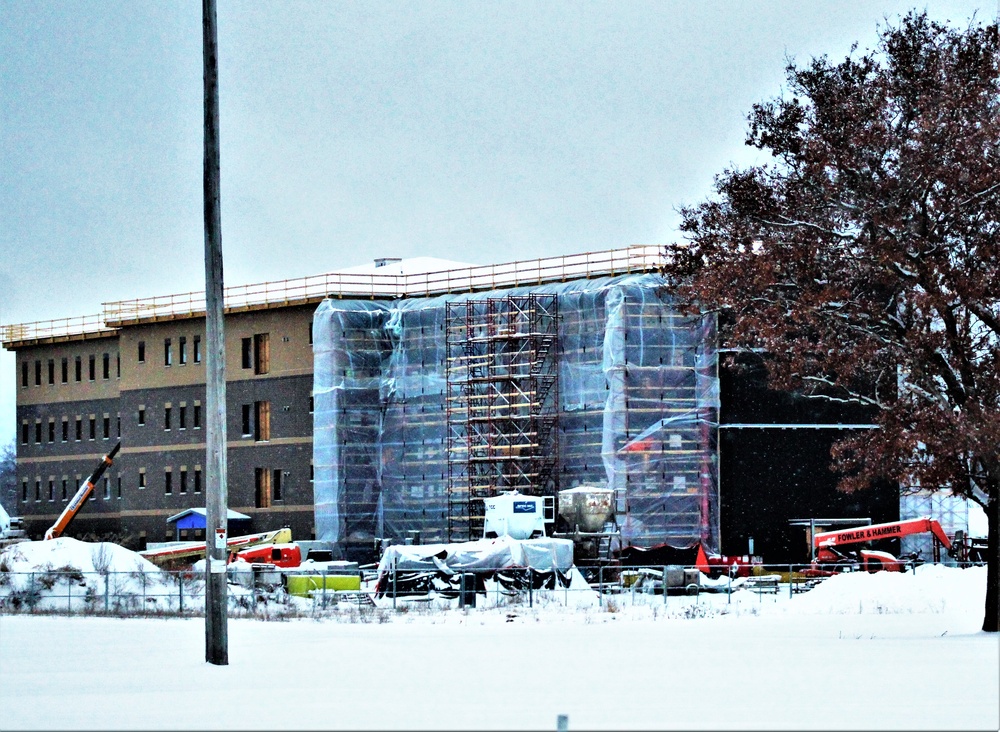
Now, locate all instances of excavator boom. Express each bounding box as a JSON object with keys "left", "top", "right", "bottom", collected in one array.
[
  {"left": 44, "top": 442, "right": 121, "bottom": 540},
  {"left": 814, "top": 516, "right": 951, "bottom": 551}
]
